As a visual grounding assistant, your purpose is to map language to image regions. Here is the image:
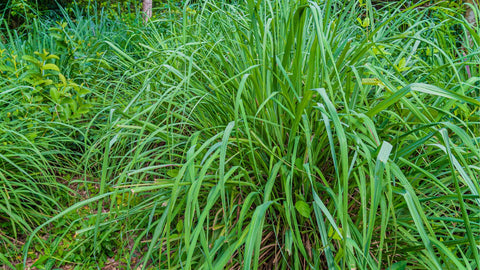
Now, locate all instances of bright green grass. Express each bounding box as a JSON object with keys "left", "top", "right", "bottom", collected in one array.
[{"left": 1, "top": 0, "right": 479, "bottom": 269}]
